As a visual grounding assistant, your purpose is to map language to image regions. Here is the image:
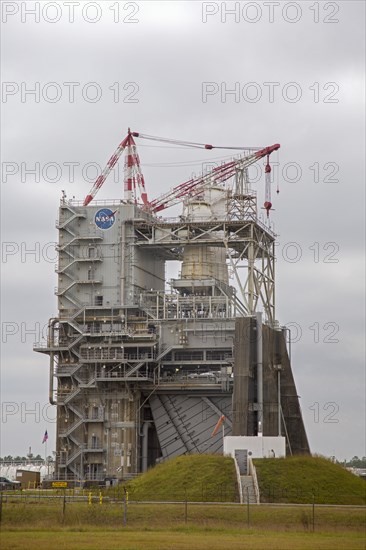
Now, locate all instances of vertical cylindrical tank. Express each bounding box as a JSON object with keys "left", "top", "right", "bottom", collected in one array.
[{"left": 181, "top": 188, "right": 229, "bottom": 285}]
